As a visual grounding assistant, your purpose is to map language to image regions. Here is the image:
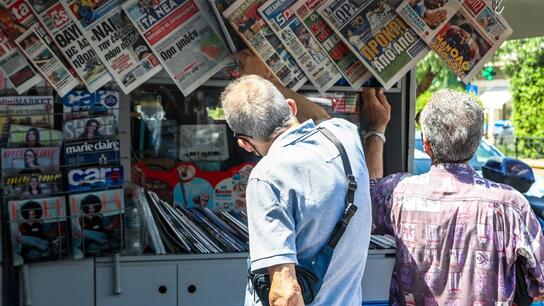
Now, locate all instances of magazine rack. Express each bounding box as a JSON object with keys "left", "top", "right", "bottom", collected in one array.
[{"left": 5, "top": 66, "right": 415, "bottom": 306}]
